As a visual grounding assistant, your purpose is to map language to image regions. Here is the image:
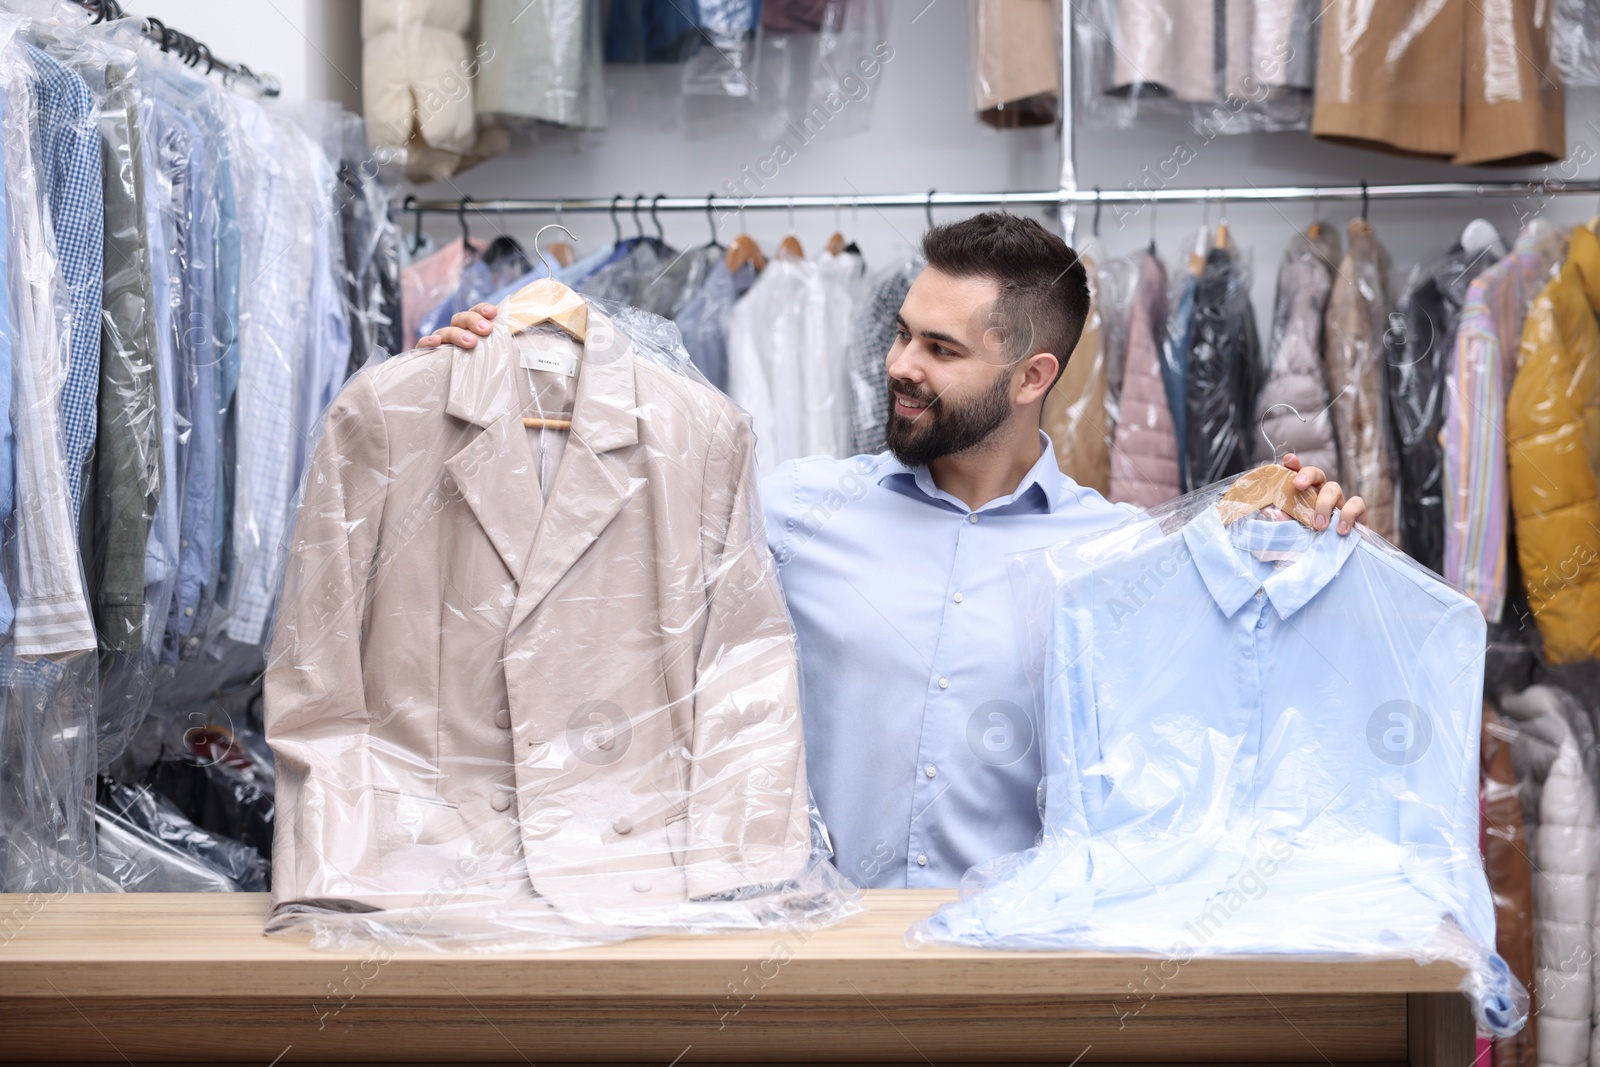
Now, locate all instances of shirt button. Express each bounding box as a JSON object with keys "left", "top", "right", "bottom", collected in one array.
[
  {"left": 183, "top": 607, "right": 194, "bottom": 617},
  {"left": 952, "top": 592, "right": 963, "bottom": 603},
  {"left": 491, "top": 792, "right": 513, "bottom": 812},
  {"left": 1255, "top": 589, "right": 1264, "bottom": 599},
  {"left": 916, "top": 854, "right": 929, "bottom": 867},
  {"left": 967, "top": 514, "right": 979, "bottom": 524},
  {"left": 494, "top": 707, "right": 512, "bottom": 729},
  {"left": 938, "top": 677, "right": 949, "bottom": 689},
  {"left": 925, "top": 764, "right": 937, "bottom": 778},
  {"left": 1256, "top": 616, "right": 1267, "bottom": 629}
]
